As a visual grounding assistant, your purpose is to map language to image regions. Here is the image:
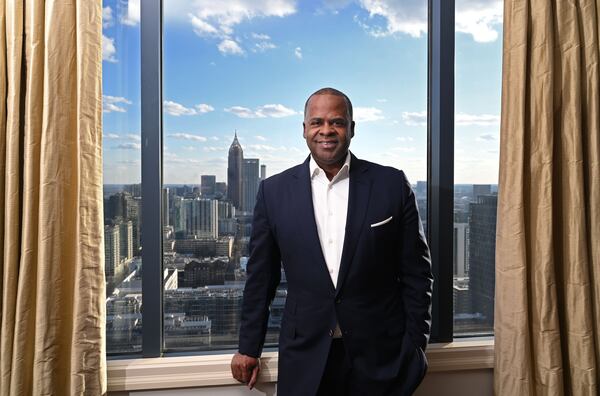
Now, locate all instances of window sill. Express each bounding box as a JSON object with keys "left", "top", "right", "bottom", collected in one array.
[{"left": 107, "top": 339, "right": 494, "bottom": 392}]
